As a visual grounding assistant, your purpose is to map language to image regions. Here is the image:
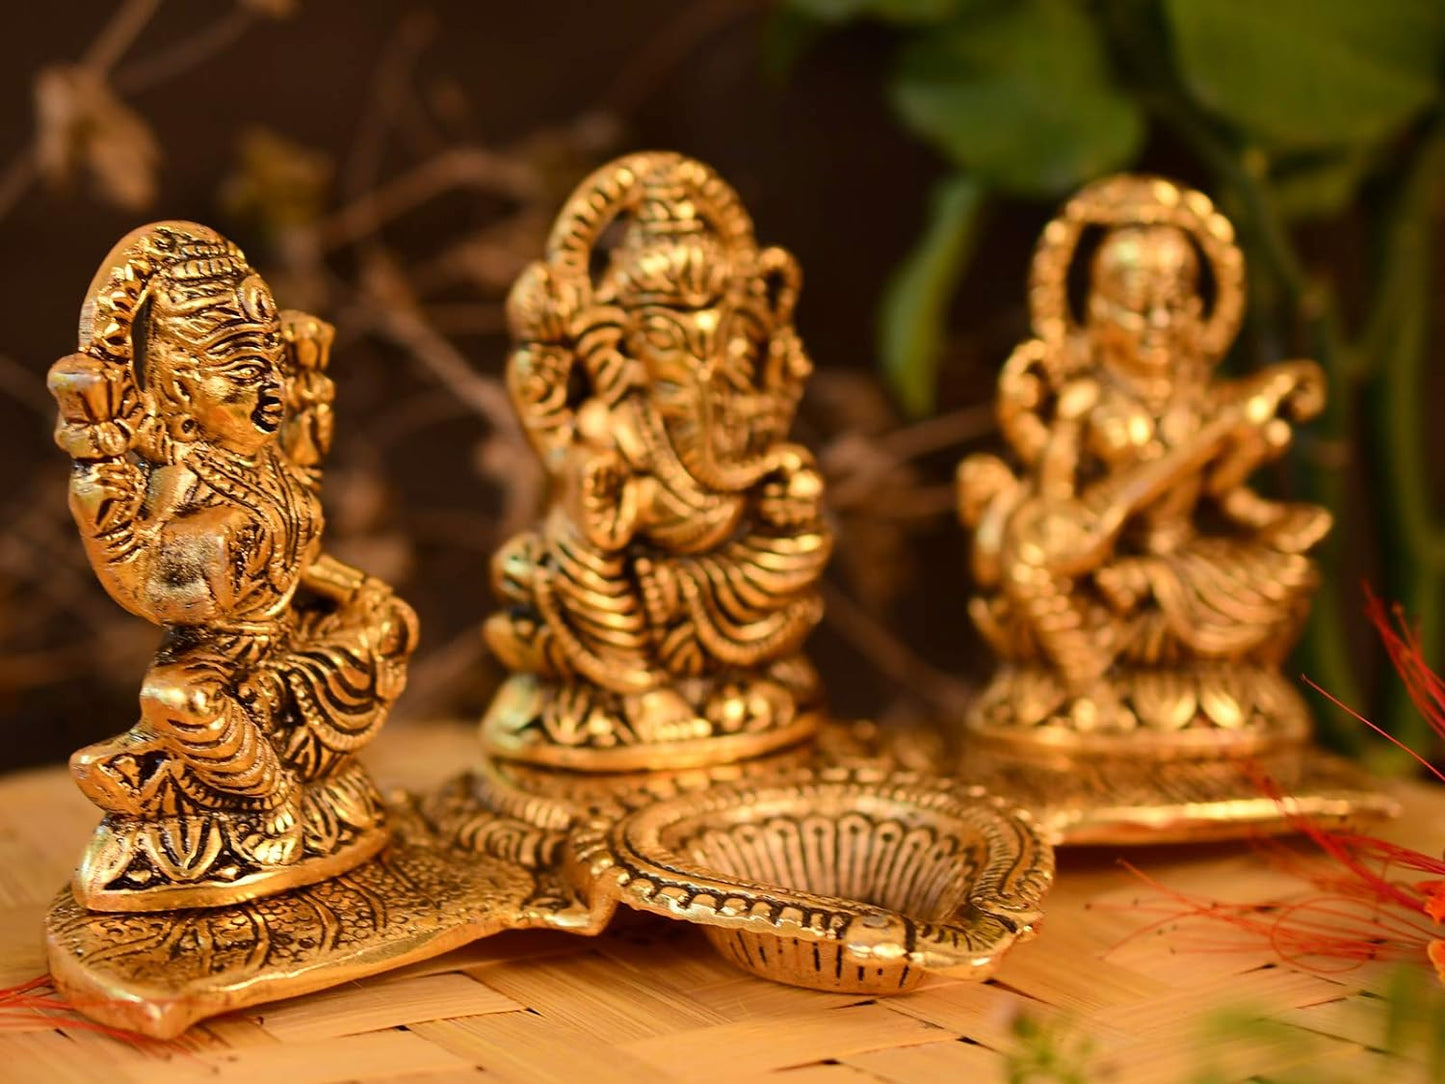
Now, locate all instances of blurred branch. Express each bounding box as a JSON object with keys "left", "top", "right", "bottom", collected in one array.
[
  {"left": 352, "top": 257, "right": 516, "bottom": 434},
  {"left": 81, "top": 0, "right": 162, "bottom": 75},
  {"left": 873, "top": 402, "right": 995, "bottom": 461},
  {"left": 113, "top": 5, "right": 255, "bottom": 94},
  {"left": 311, "top": 148, "right": 539, "bottom": 252},
  {"left": 1, "top": 487, "right": 123, "bottom": 630},
  {"left": 0, "top": 0, "right": 264, "bottom": 223},
  {"left": 365, "top": 389, "right": 481, "bottom": 451},
  {"left": 394, "top": 628, "right": 488, "bottom": 720},
  {"left": 600, "top": 0, "right": 767, "bottom": 115},
  {"left": 821, "top": 580, "right": 973, "bottom": 718},
  {"left": 420, "top": 302, "right": 508, "bottom": 338},
  {"left": 0, "top": 157, "right": 37, "bottom": 223},
  {"left": 825, "top": 404, "right": 992, "bottom": 512},
  {"left": 855, "top": 484, "right": 958, "bottom": 521},
  {"left": 340, "top": 10, "right": 438, "bottom": 206},
  {"left": 404, "top": 509, "right": 502, "bottom": 551},
  {"left": 0, "top": 0, "right": 161, "bottom": 220}
]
